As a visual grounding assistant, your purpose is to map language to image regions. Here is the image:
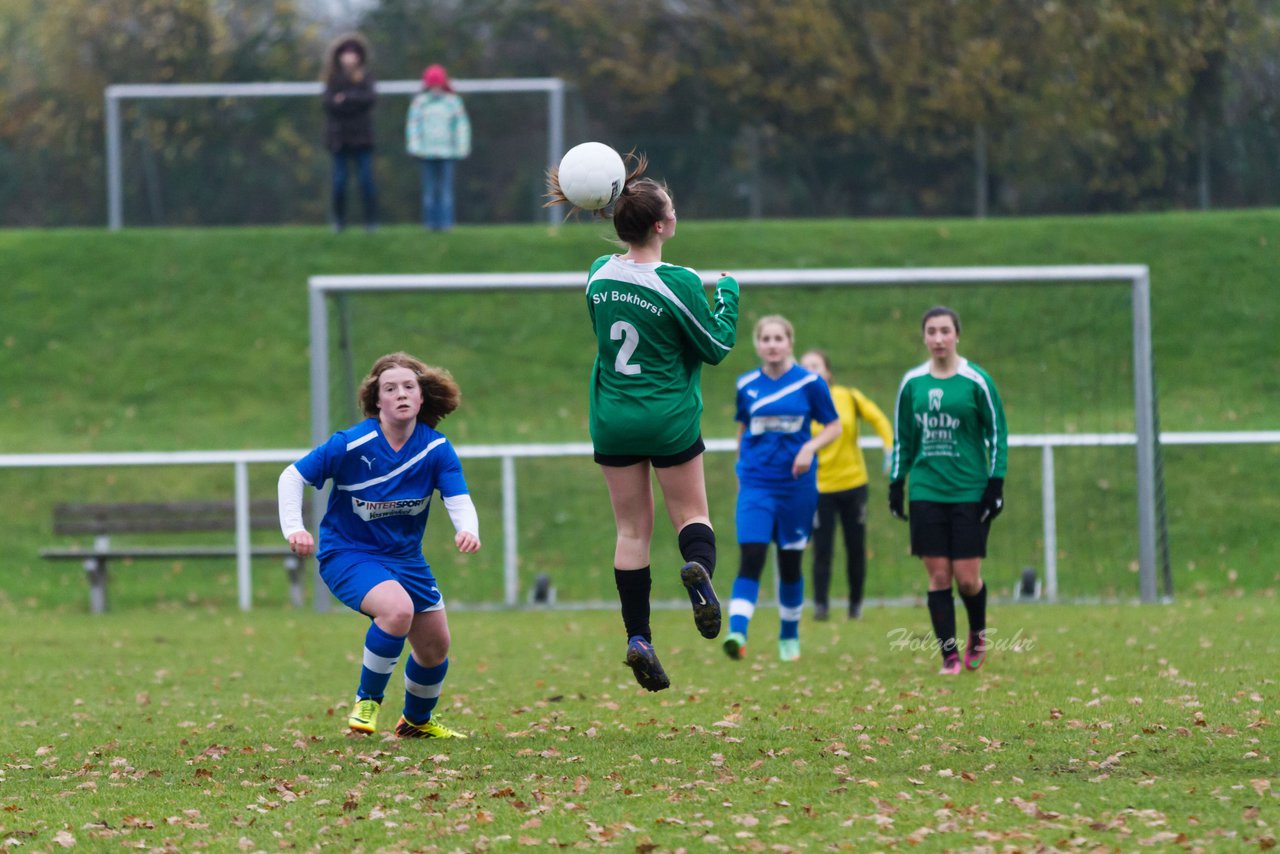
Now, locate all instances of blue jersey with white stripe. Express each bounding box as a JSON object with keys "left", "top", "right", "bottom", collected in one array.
[
  {"left": 294, "top": 418, "right": 469, "bottom": 567},
  {"left": 735, "top": 364, "right": 839, "bottom": 486}
]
